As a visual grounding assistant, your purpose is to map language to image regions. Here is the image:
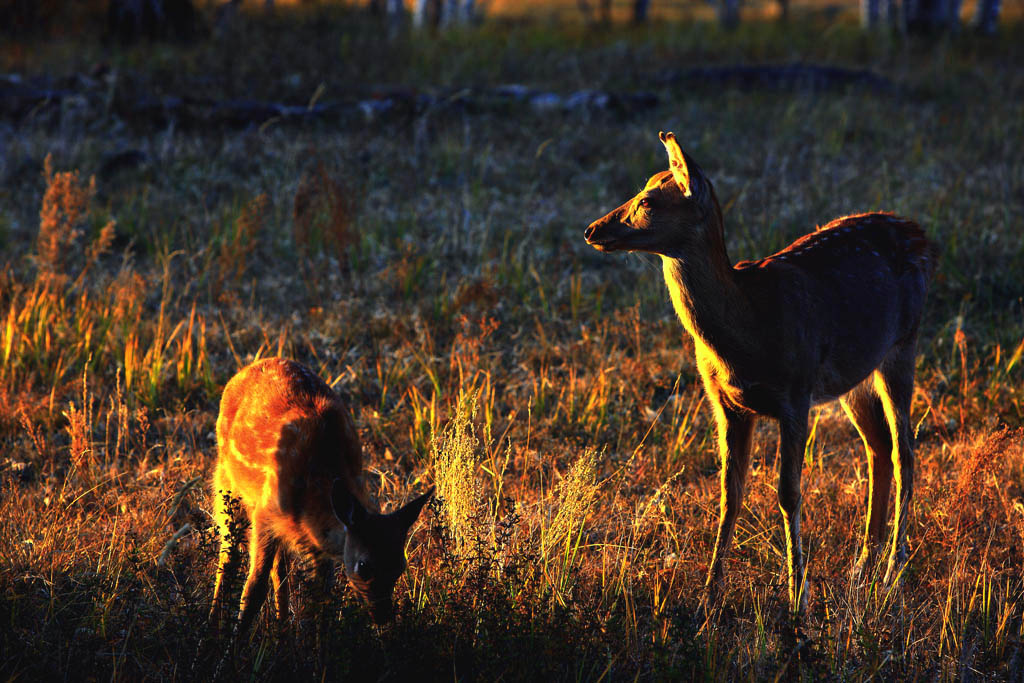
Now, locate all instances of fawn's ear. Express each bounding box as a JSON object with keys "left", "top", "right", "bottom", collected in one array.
[
  {"left": 394, "top": 487, "right": 434, "bottom": 533},
  {"left": 331, "top": 479, "right": 368, "bottom": 529},
  {"left": 659, "top": 131, "right": 692, "bottom": 198}
]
